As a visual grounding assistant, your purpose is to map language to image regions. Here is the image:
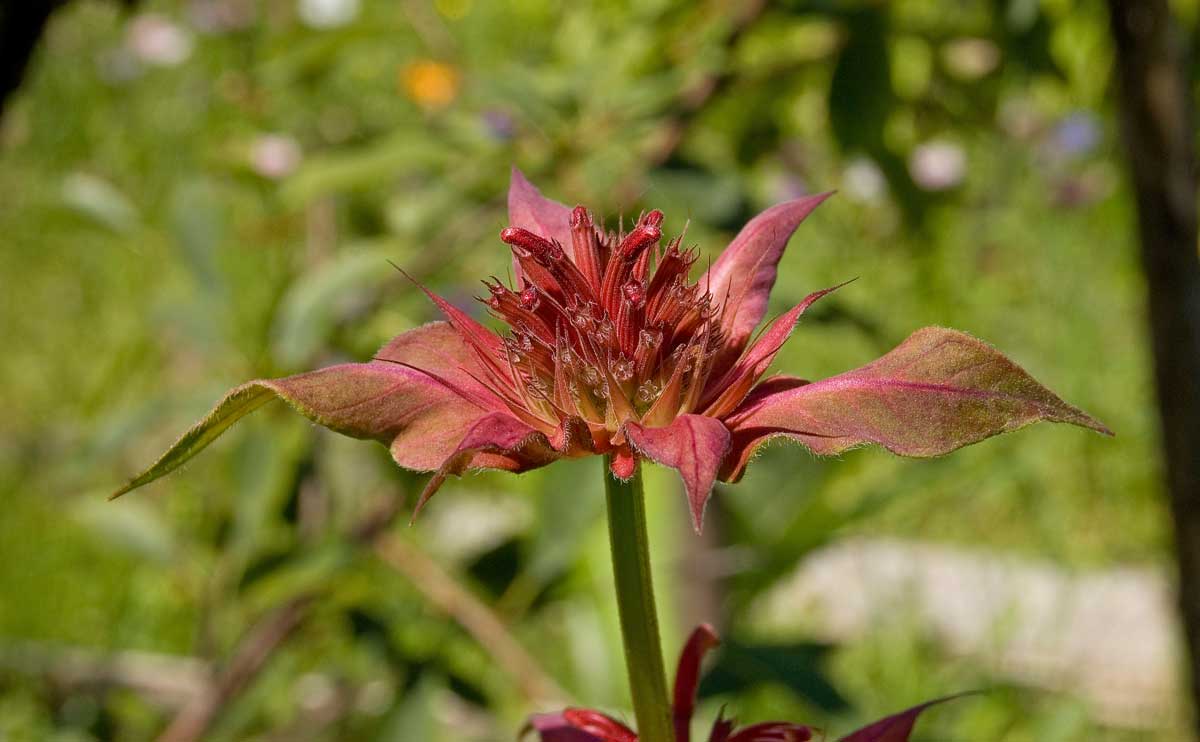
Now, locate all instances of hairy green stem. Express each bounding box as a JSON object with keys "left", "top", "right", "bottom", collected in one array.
[{"left": 604, "top": 457, "right": 674, "bottom": 742}]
